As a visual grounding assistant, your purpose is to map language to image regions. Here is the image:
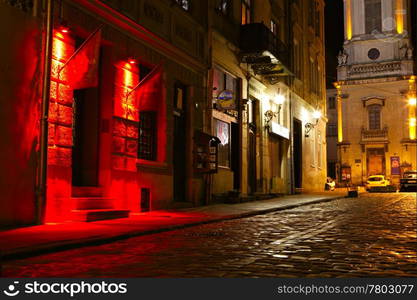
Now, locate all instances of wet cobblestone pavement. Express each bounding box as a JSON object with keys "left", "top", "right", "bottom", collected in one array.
[{"left": 2, "top": 193, "right": 416, "bottom": 277}]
